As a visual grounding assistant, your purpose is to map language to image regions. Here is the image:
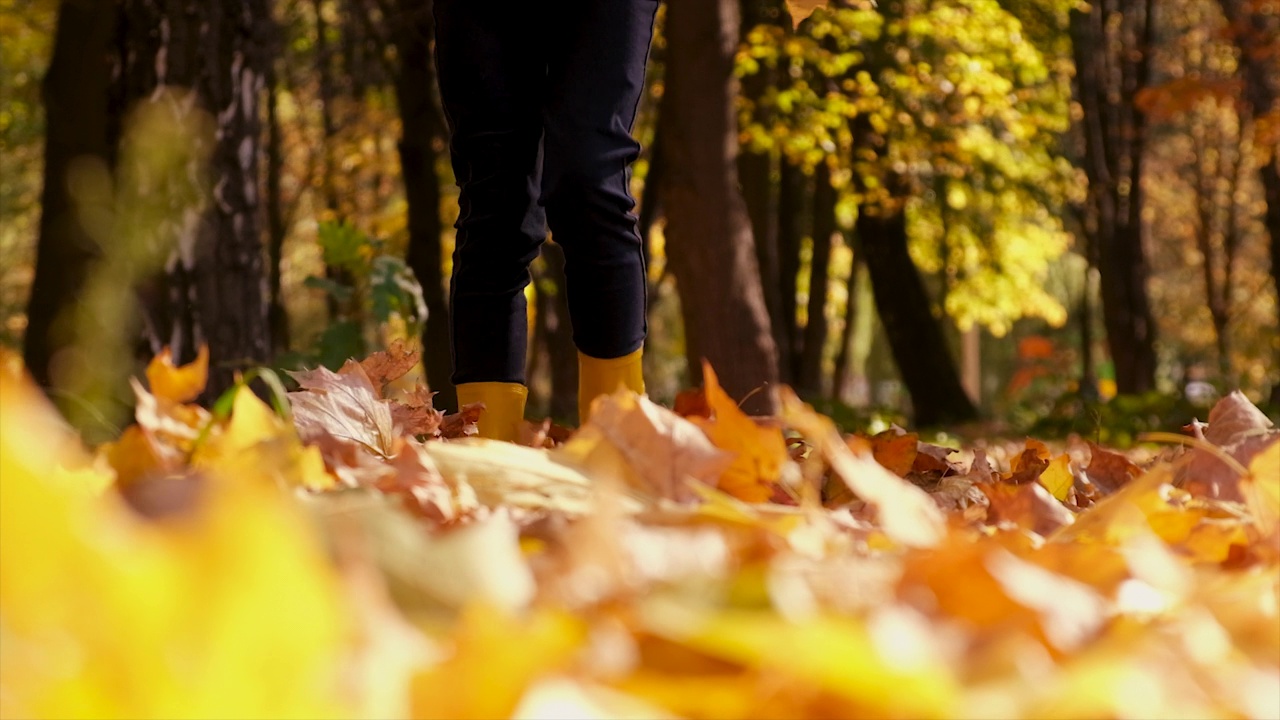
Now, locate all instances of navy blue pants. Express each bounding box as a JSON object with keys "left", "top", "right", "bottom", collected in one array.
[{"left": 433, "top": 0, "right": 658, "bottom": 385}]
